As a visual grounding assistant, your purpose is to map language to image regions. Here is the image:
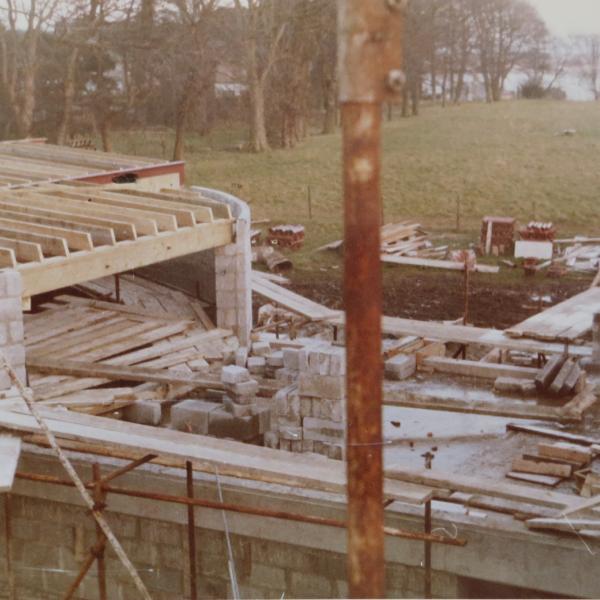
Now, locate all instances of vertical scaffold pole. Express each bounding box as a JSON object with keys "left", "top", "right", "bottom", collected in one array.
[{"left": 338, "top": 1, "right": 405, "bottom": 597}]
